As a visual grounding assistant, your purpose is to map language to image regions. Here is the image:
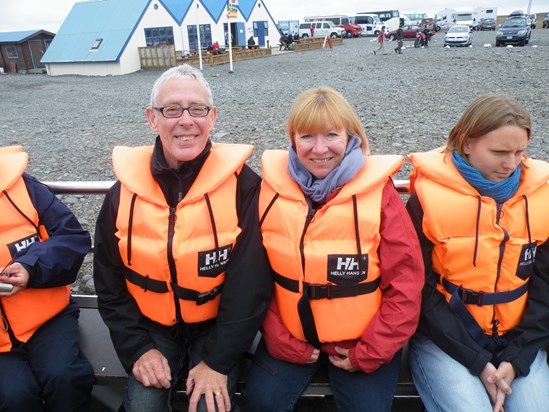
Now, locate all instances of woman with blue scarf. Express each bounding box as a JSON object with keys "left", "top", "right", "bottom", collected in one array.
[
  {"left": 407, "top": 94, "right": 549, "bottom": 412},
  {"left": 241, "top": 87, "right": 424, "bottom": 411}
]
